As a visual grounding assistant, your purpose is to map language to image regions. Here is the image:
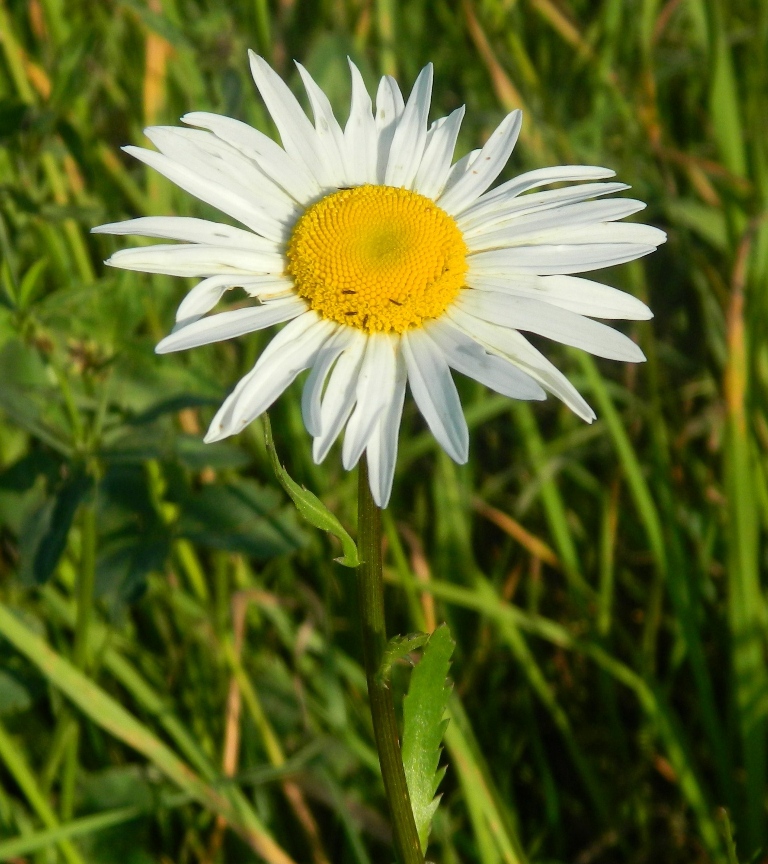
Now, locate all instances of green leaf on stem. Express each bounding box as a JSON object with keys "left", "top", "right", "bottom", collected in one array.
[
  {"left": 264, "top": 413, "right": 359, "bottom": 567},
  {"left": 376, "top": 632, "right": 430, "bottom": 686},
  {"left": 718, "top": 808, "right": 740, "bottom": 864},
  {"left": 402, "top": 623, "right": 455, "bottom": 854}
]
